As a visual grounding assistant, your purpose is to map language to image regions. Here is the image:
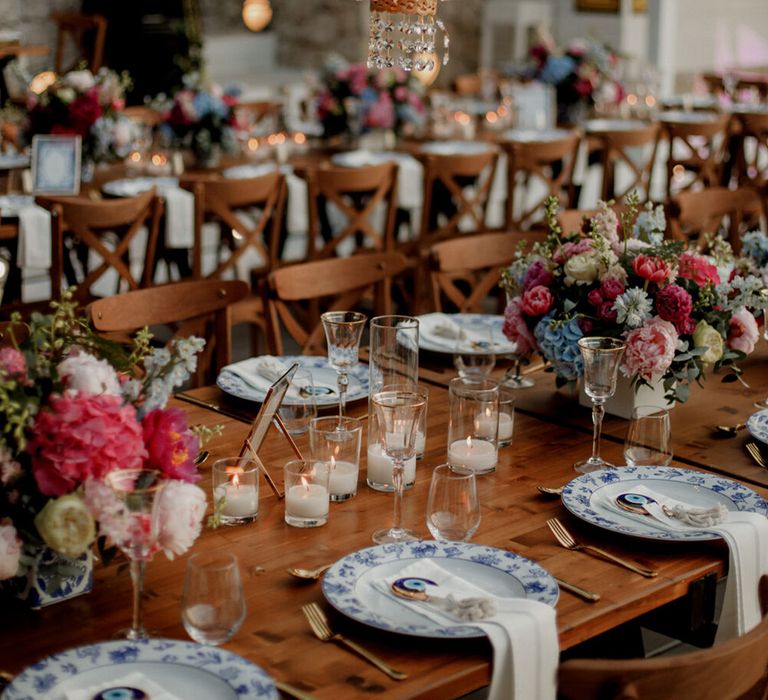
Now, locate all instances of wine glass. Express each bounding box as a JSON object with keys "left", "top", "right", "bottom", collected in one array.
[
  {"left": 754, "top": 306, "right": 768, "bottom": 409},
  {"left": 426, "top": 464, "right": 480, "bottom": 541},
  {"left": 182, "top": 552, "right": 246, "bottom": 646},
  {"left": 106, "top": 469, "right": 165, "bottom": 640},
  {"left": 574, "top": 337, "right": 626, "bottom": 474},
  {"left": 321, "top": 311, "right": 367, "bottom": 418},
  {"left": 371, "top": 389, "right": 427, "bottom": 544},
  {"left": 504, "top": 354, "right": 535, "bottom": 389},
  {"left": 624, "top": 406, "right": 673, "bottom": 466}
]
